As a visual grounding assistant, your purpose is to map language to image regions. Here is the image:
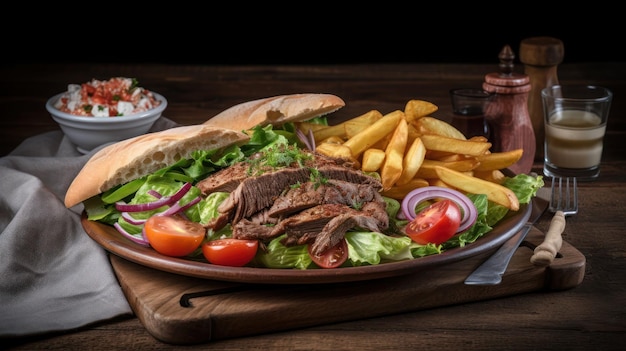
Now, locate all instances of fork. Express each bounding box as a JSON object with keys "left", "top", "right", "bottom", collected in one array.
[{"left": 530, "top": 176, "right": 578, "bottom": 266}]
